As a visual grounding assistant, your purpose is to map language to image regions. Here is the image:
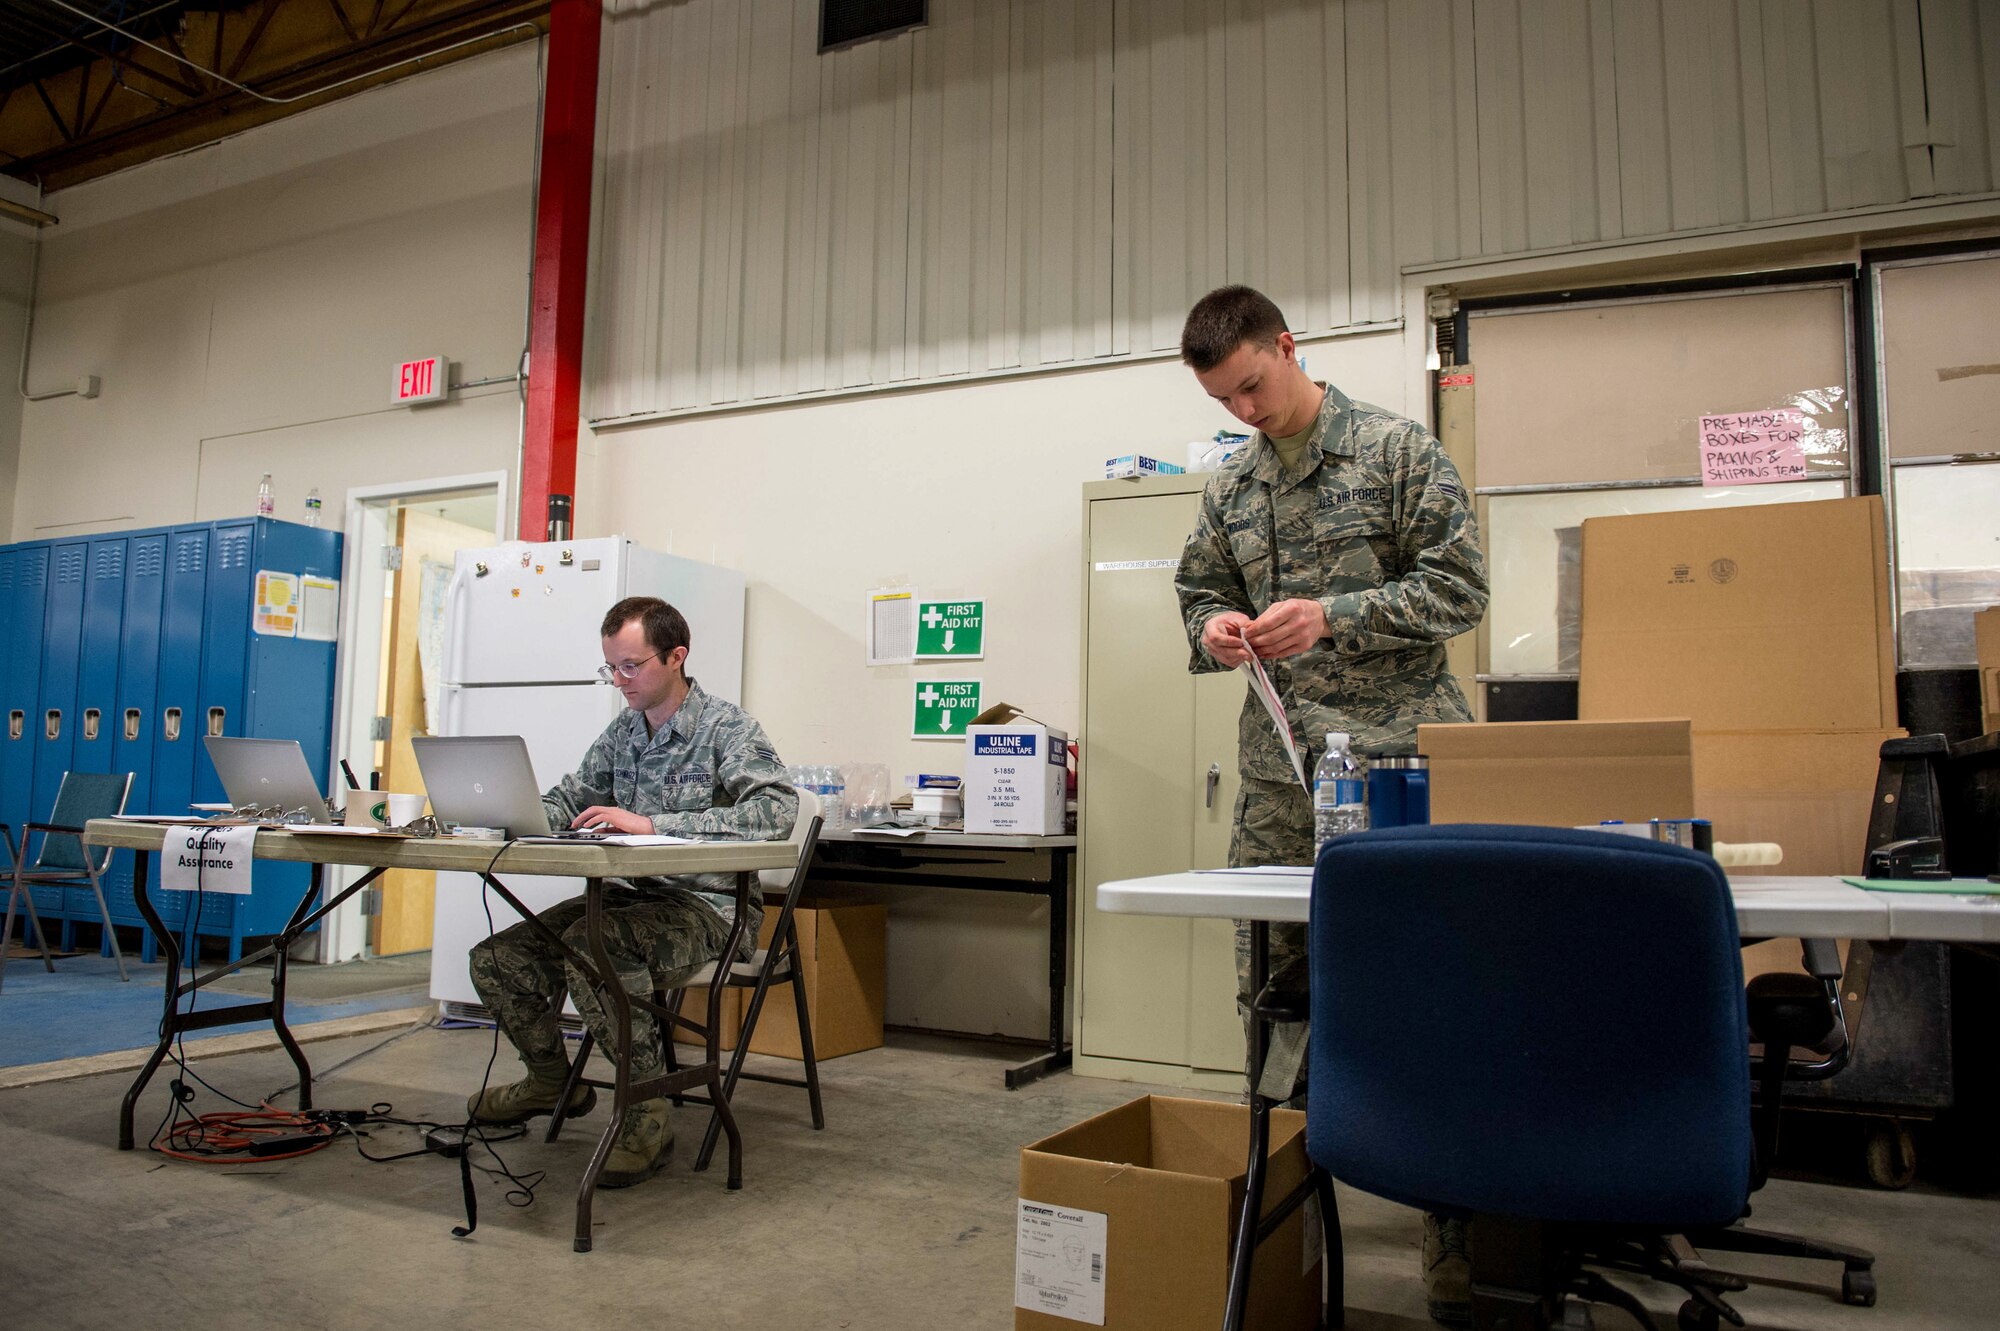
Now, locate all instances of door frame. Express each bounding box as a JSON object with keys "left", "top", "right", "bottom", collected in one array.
[{"left": 319, "top": 471, "right": 510, "bottom": 962}]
